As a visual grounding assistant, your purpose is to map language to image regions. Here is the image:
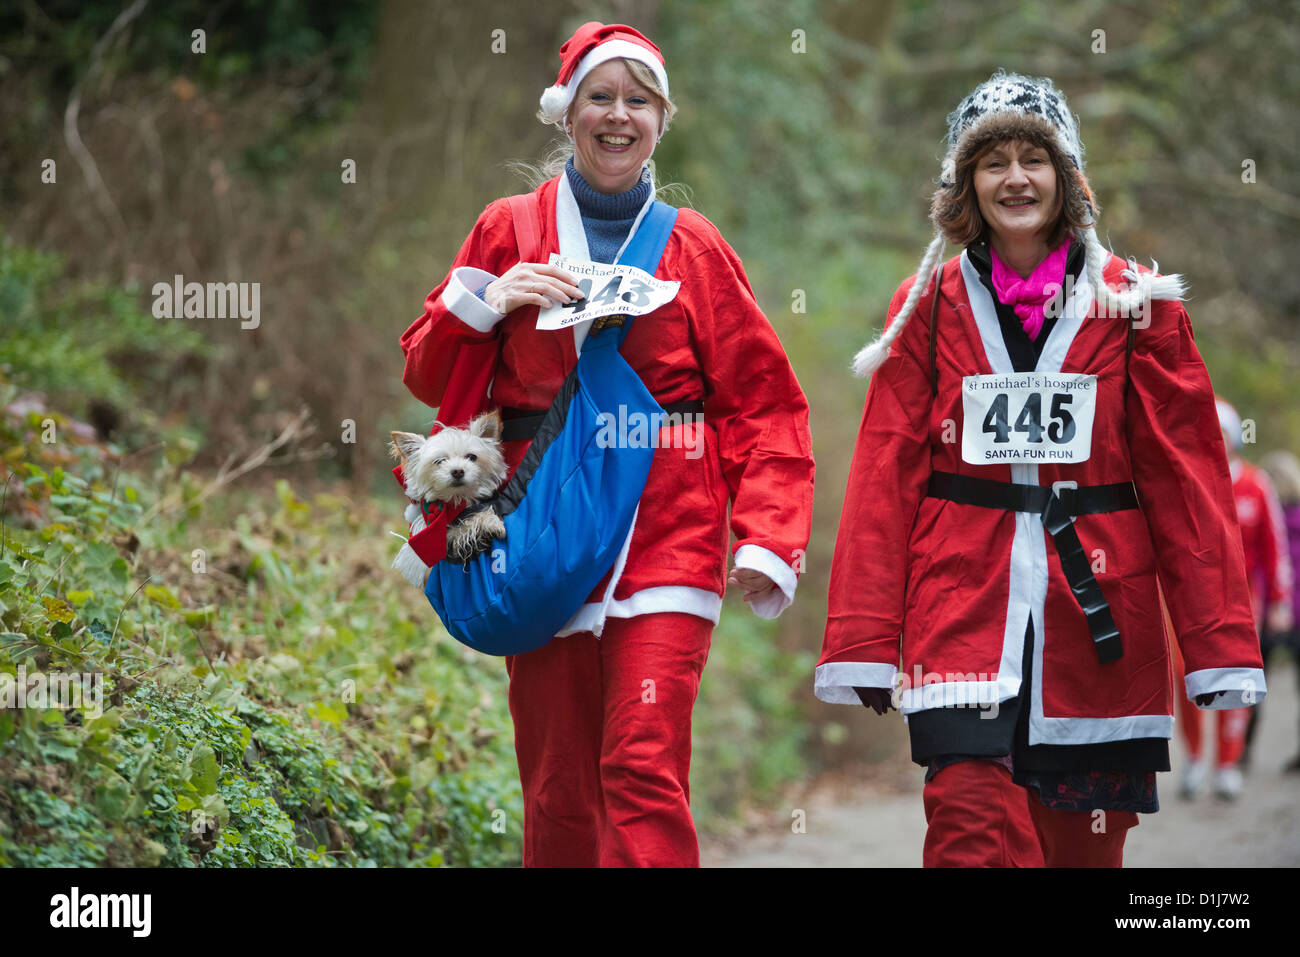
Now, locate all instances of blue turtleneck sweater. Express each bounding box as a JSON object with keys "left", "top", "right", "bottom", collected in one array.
[
  {"left": 564, "top": 157, "right": 651, "bottom": 264},
  {"left": 476, "top": 160, "right": 651, "bottom": 304}
]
